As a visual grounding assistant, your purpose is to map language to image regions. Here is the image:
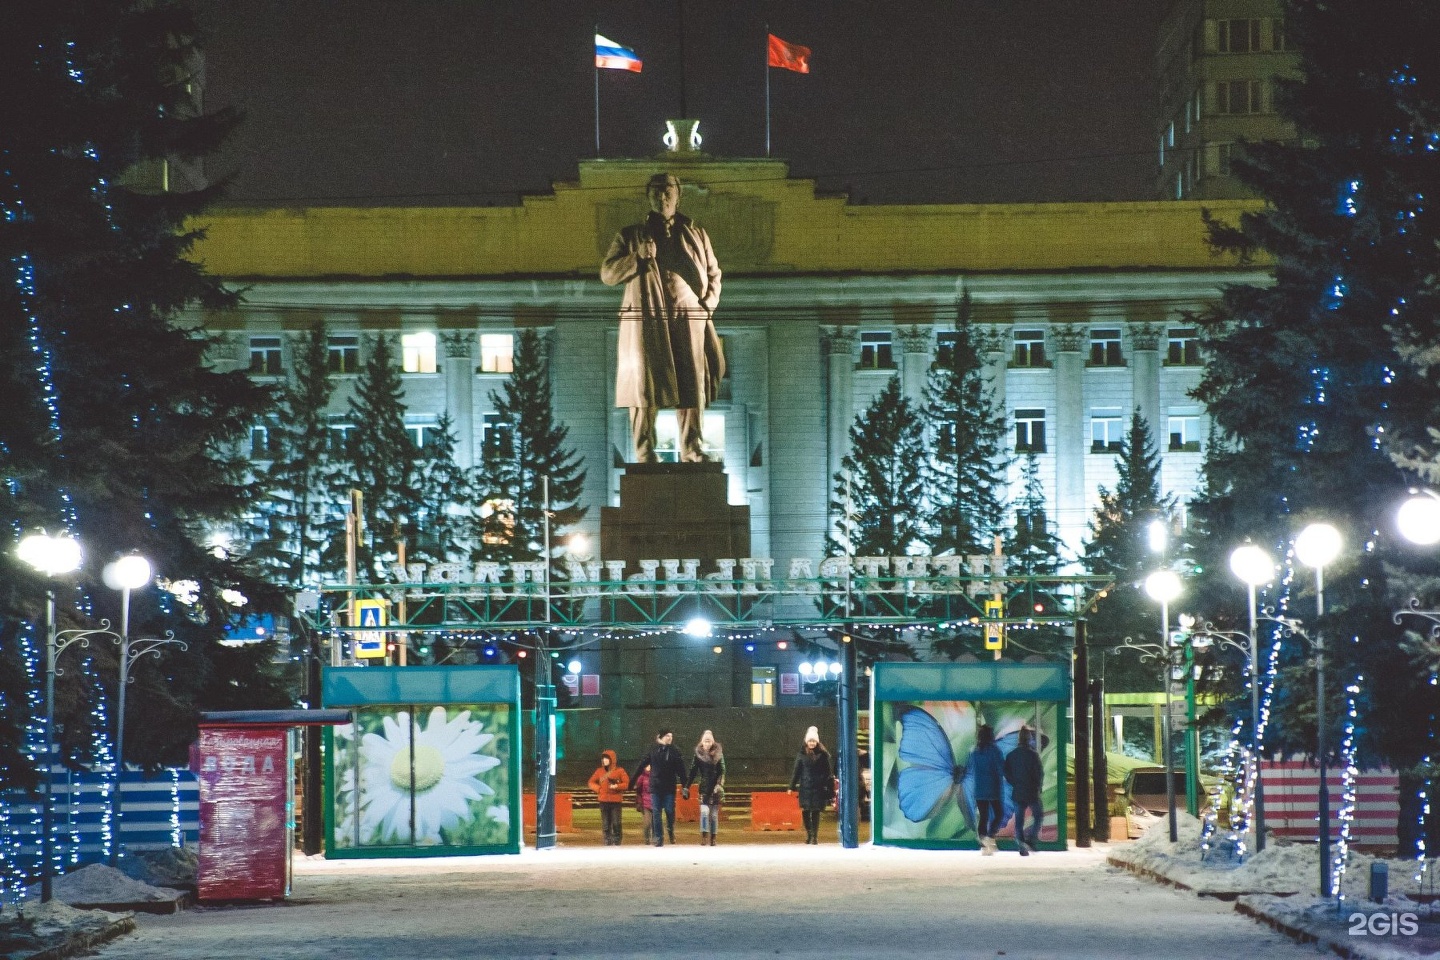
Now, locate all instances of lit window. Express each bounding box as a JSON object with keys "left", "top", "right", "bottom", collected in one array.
[
  {"left": 1012, "top": 330, "right": 1047, "bottom": 367},
  {"left": 249, "top": 424, "right": 277, "bottom": 459},
  {"left": 1090, "top": 408, "right": 1124, "bottom": 453},
  {"left": 480, "top": 334, "right": 514, "bottom": 373},
  {"left": 1088, "top": 329, "right": 1124, "bottom": 367},
  {"left": 1167, "top": 327, "right": 1201, "bottom": 365},
  {"left": 654, "top": 412, "right": 725, "bottom": 463},
  {"left": 858, "top": 331, "right": 894, "bottom": 370},
  {"left": 326, "top": 420, "right": 355, "bottom": 454},
  {"left": 1014, "top": 409, "right": 1046, "bottom": 453},
  {"left": 248, "top": 336, "right": 283, "bottom": 376},
  {"left": 401, "top": 332, "right": 437, "bottom": 373},
  {"left": 479, "top": 498, "right": 515, "bottom": 545},
  {"left": 482, "top": 413, "right": 513, "bottom": 459},
  {"left": 1169, "top": 414, "right": 1202, "bottom": 452},
  {"left": 327, "top": 335, "right": 359, "bottom": 374},
  {"left": 751, "top": 666, "right": 776, "bottom": 707}
]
